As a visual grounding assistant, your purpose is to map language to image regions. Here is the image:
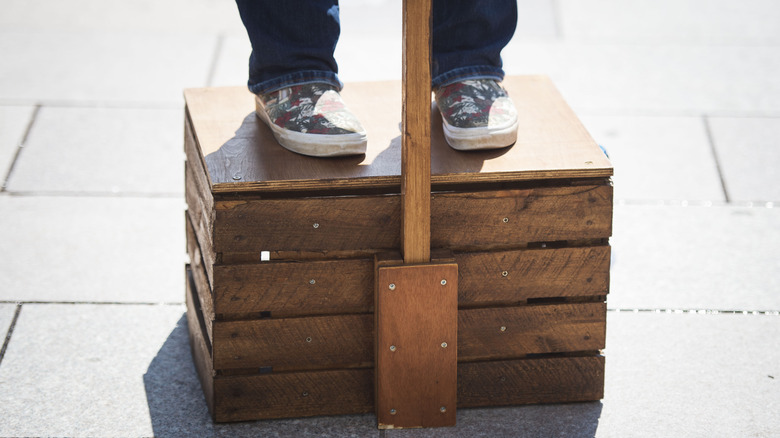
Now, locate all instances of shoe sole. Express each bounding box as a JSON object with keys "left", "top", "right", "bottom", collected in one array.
[
  {"left": 255, "top": 98, "right": 367, "bottom": 158},
  {"left": 441, "top": 118, "right": 519, "bottom": 151}
]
